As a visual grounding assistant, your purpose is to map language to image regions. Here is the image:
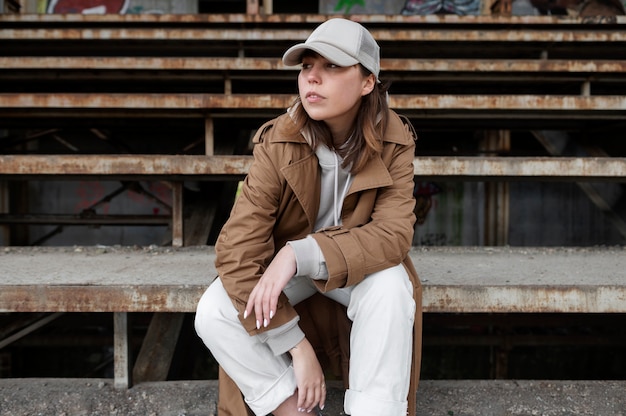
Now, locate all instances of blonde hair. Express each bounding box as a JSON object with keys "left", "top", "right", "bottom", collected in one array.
[{"left": 286, "top": 64, "right": 391, "bottom": 174}]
